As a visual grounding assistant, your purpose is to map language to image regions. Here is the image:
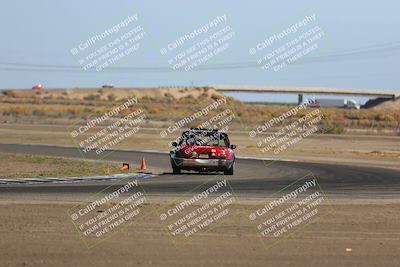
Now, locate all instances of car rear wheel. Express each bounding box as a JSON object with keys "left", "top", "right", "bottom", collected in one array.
[
  {"left": 224, "top": 163, "right": 234, "bottom": 175},
  {"left": 172, "top": 165, "right": 181, "bottom": 174}
]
